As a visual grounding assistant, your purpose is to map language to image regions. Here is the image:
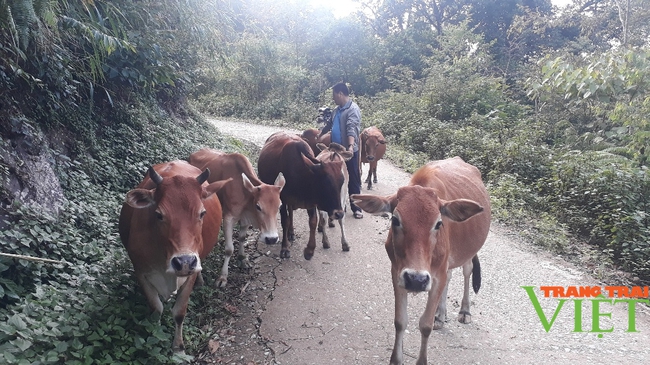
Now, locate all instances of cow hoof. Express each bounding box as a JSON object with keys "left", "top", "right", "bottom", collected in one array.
[
  {"left": 458, "top": 311, "right": 472, "bottom": 324},
  {"left": 303, "top": 249, "right": 313, "bottom": 260},
  {"left": 238, "top": 255, "right": 252, "bottom": 269},
  {"left": 328, "top": 219, "right": 335, "bottom": 228},
  {"left": 280, "top": 249, "right": 291, "bottom": 259},
  {"left": 323, "top": 241, "right": 330, "bottom": 249},
  {"left": 433, "top": 316, "right": 445, "bottom": 330},
  {"left": 373, "top": 178, "right": 378, "bottom": 183},
  {"left": 215, "top": 277, "right": 228, "bottom": 288},
  {"left": 317, "top": 226, "right": 323, "bottom": 233},
  {"left": 342, "top": 244, "right": 350, "bottom": 252}
]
